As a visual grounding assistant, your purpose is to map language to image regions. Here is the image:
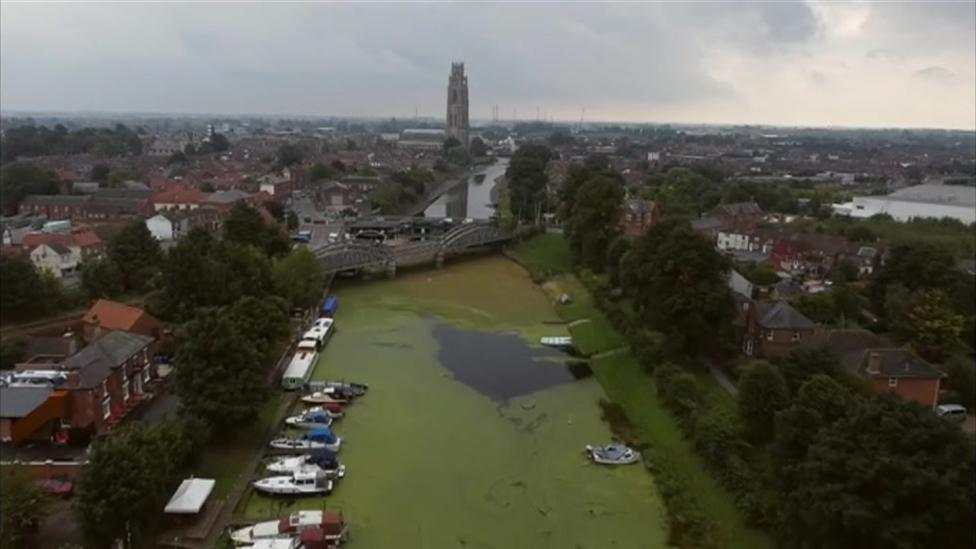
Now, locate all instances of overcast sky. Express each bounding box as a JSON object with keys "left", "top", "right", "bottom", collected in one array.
[{"left": 2, "top": 1, "right": 974, "bottom": 129}]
